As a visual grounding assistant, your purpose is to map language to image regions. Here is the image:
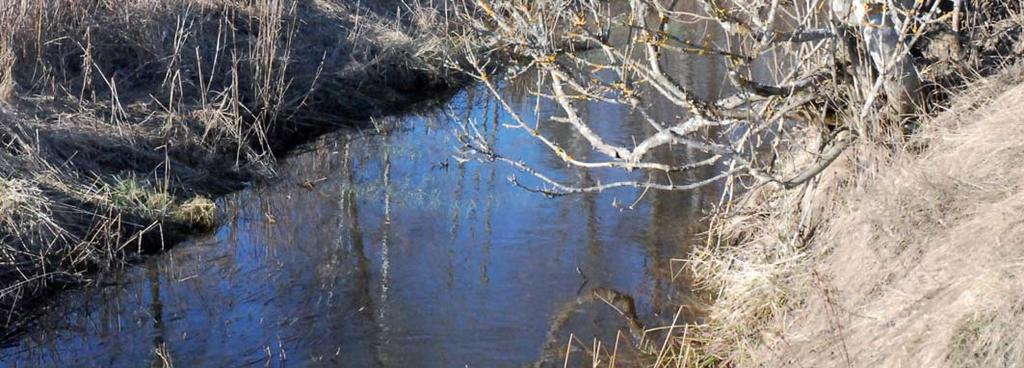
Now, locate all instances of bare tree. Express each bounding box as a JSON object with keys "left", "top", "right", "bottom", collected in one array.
[{"left": 447, "top": 0, "right": 951, "bottom": 196}]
